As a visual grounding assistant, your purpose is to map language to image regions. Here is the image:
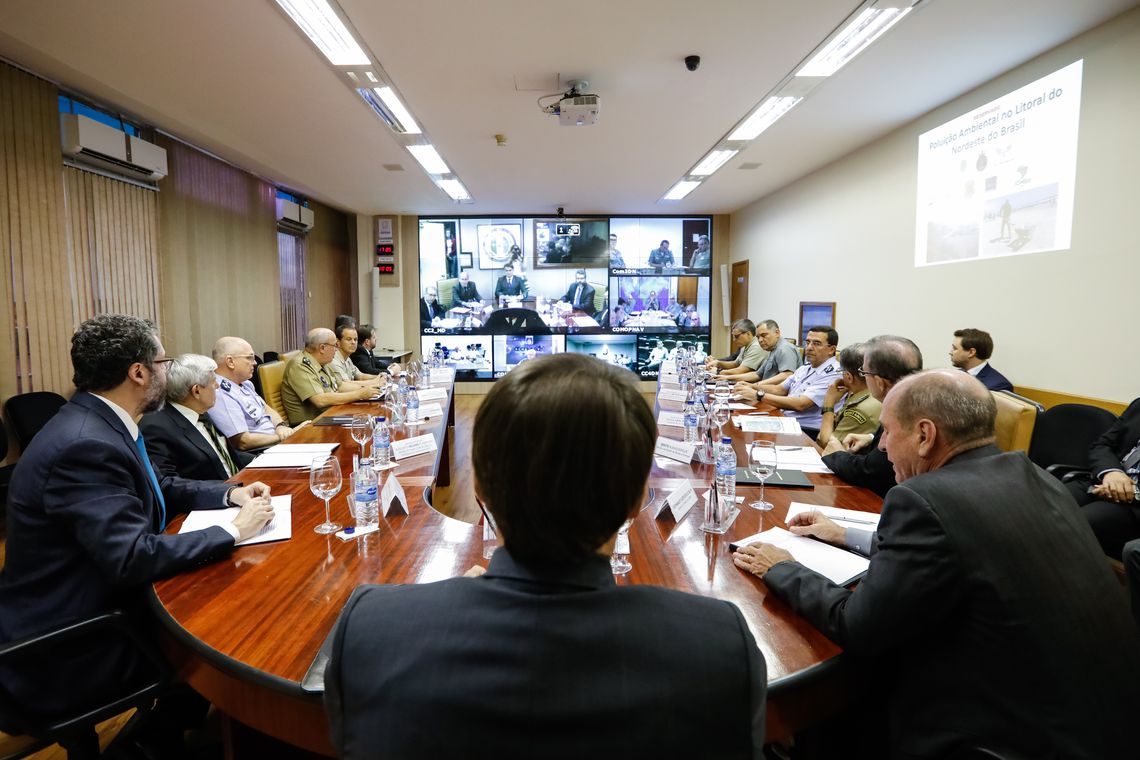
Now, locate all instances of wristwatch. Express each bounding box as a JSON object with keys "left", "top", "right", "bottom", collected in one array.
[{"left": 757, "top": 390, "right": 765, "bottom": 400}]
